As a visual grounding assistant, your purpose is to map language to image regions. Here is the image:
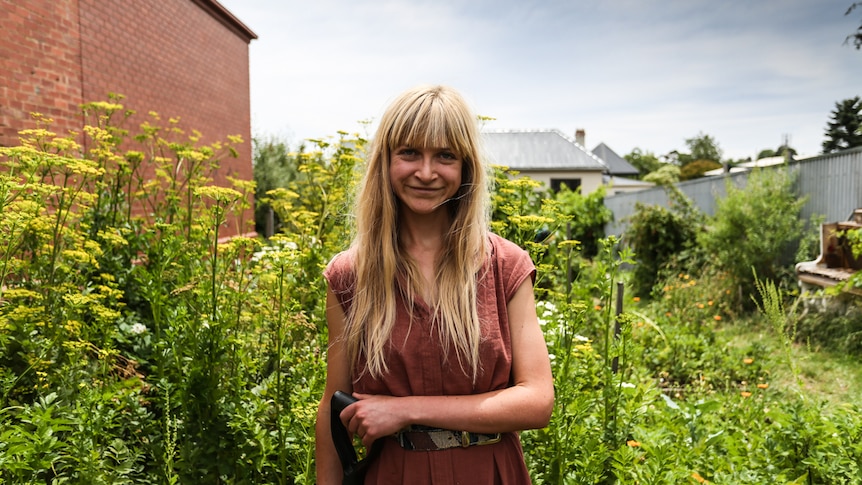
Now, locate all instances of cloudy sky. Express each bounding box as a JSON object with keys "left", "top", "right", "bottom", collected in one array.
[{"left": 218, "top": 0, "right": 862, "bottom": 160}]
